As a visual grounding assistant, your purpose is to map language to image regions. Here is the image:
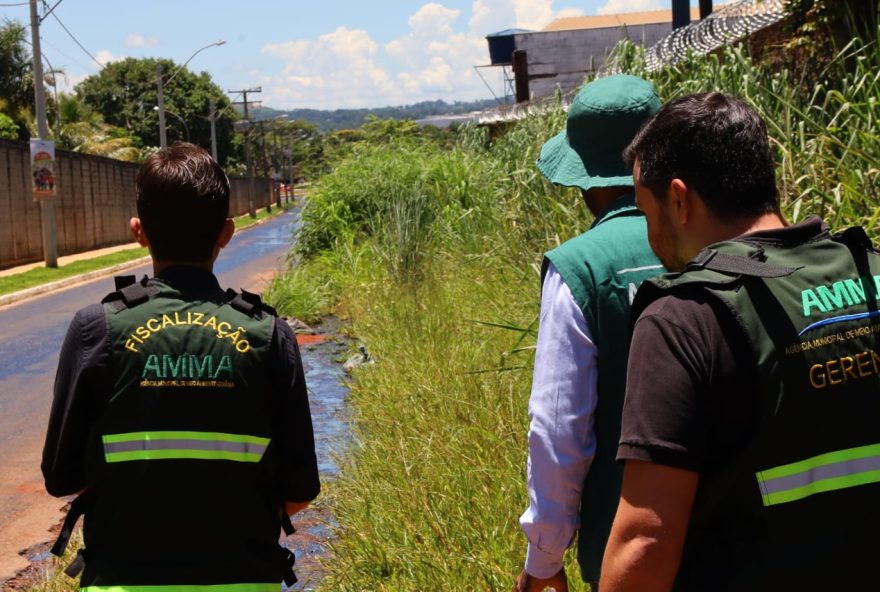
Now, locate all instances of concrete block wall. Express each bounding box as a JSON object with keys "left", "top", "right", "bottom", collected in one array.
[
  {"left": 0, "top": 139, "right": 271, "bottom": 270},
  {"left": 515, "top": 23, "right": 672, "bottom": 98}
]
